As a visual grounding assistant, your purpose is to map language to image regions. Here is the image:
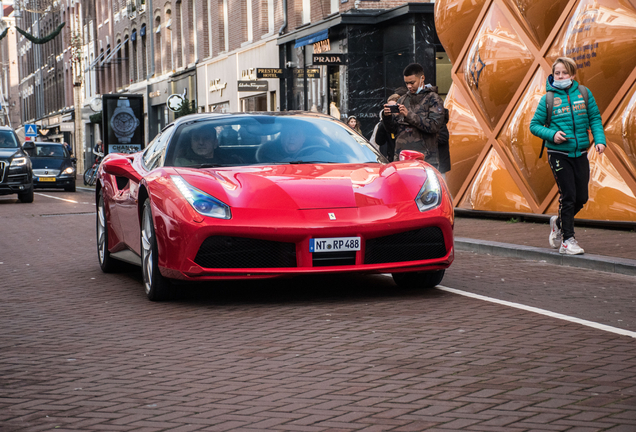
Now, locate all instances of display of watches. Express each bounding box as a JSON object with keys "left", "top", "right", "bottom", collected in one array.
[{"left": 110, "top": 99, "right": 140, "bottom": 144}]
